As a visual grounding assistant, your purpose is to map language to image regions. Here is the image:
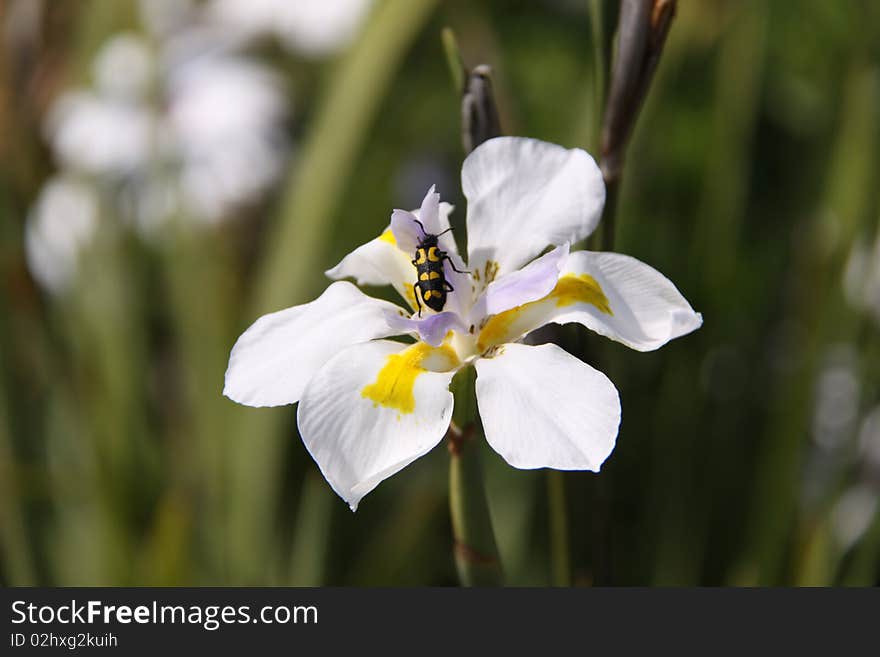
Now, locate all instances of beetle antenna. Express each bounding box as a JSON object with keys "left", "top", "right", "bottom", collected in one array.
[
  {"left": 436, "top": 227, "right": 454, "bottom": 237},
  {"left": 412, "top": 218, "right": 428, "bottom": 237}
]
